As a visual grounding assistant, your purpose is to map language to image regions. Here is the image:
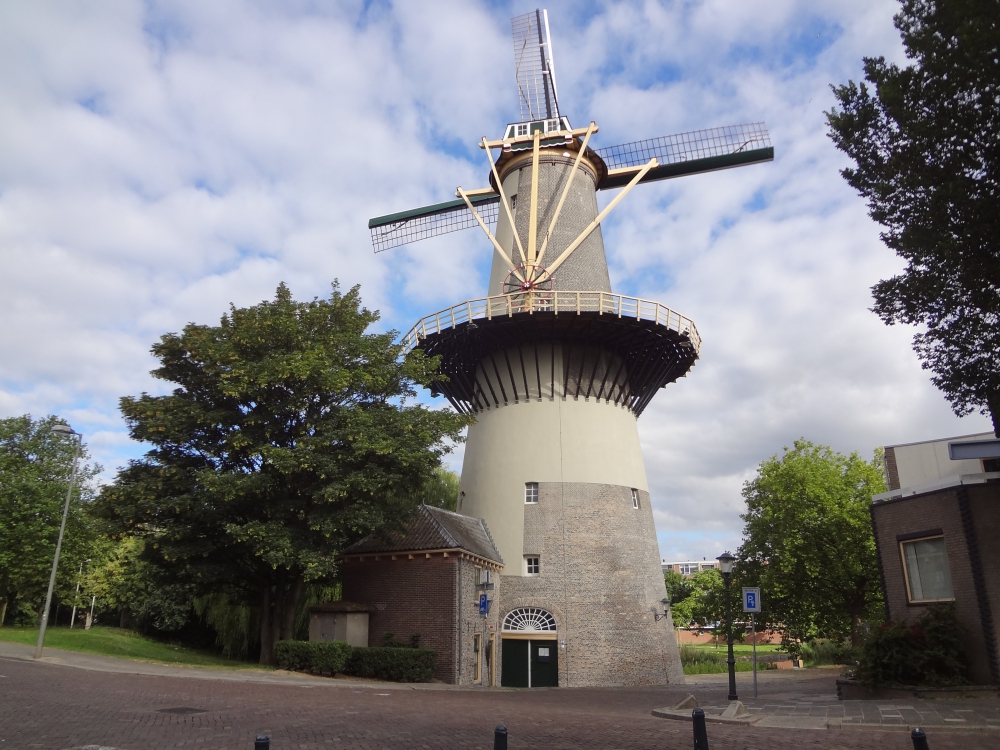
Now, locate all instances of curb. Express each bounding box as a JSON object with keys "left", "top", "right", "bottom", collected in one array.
[{"left": 651, "top": 708, "right": 761, "bottom": 725}]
